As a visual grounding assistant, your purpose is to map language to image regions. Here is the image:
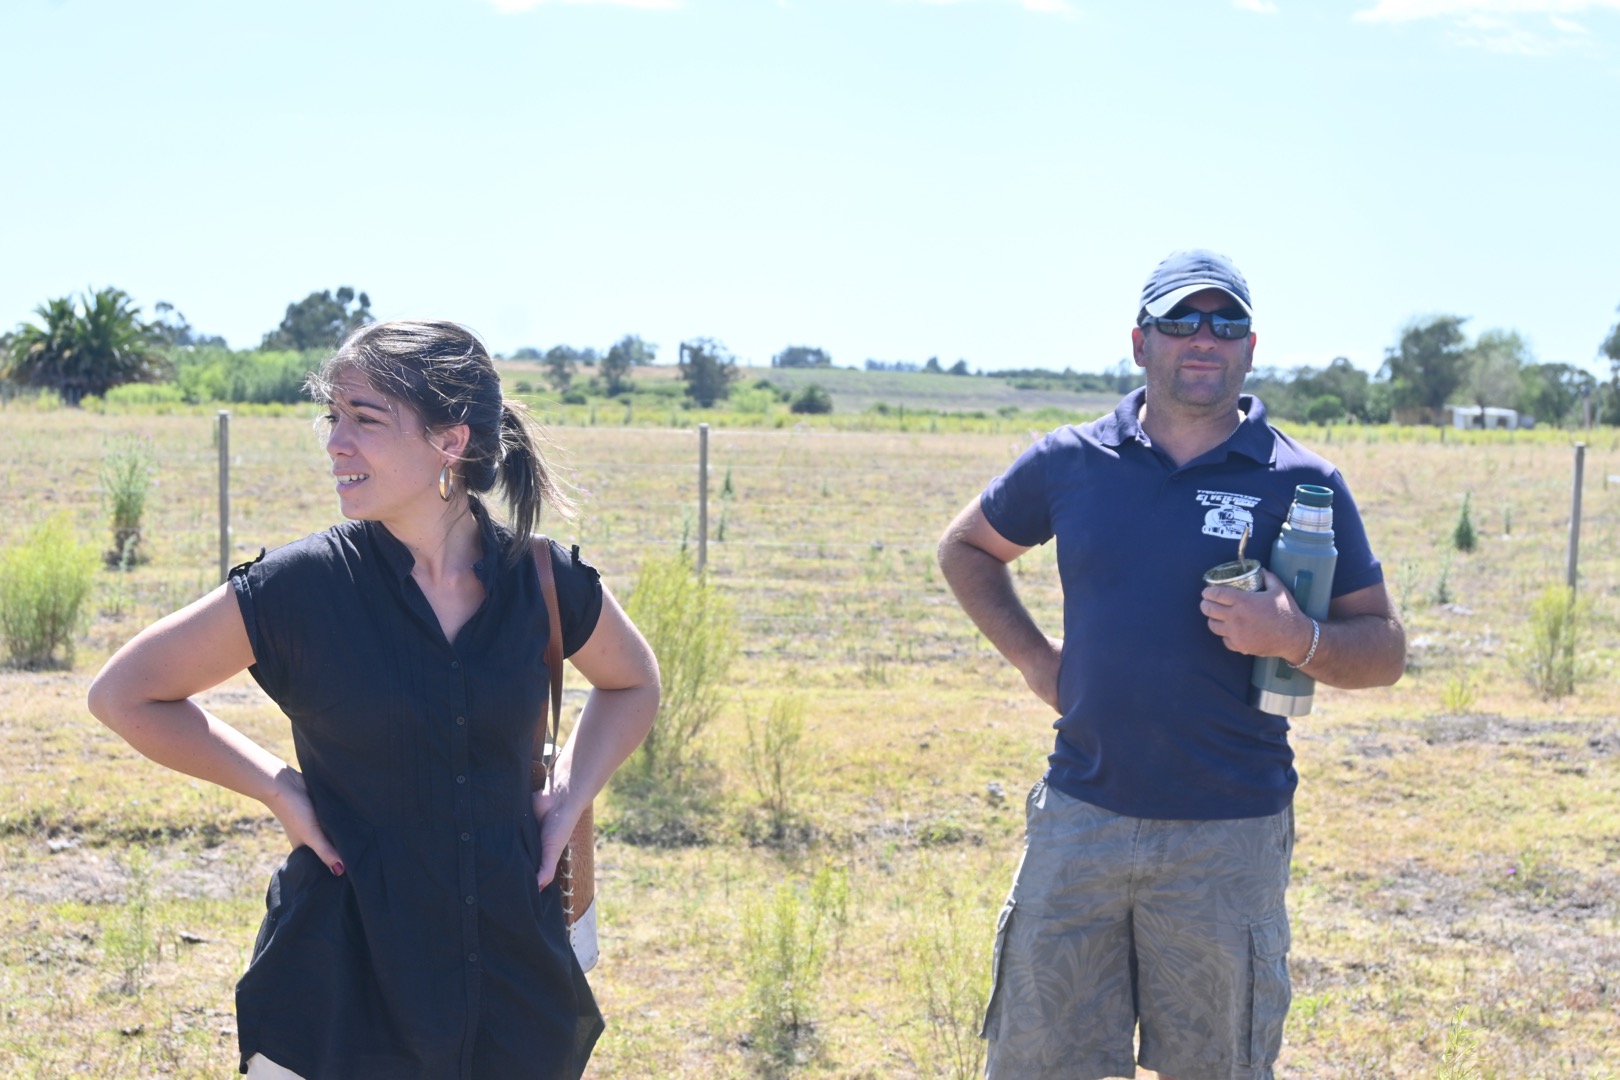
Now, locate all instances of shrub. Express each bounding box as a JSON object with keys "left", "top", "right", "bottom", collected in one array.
[
  {"left": 170, "top": 346, "right": 314, "bottom": 404},
  {"left": 2, "top": 387, "right": 65, "bottom": 411},
  {"left": 101, "top": 434, "right": 156, "bottom": 565},
  {"left": 789, "top": 384, "right": 833, "bottom": 414},
  {"left": 1440, "top": 673, "right": 1476, "bottom": 714},
  {"left": 727, "top": 385, "right": 779, "bottom": 415},
  {"left": 613, "top": 552, "right": 738, "bottom": 843},
  {"left": 744, "top": 694, "right": 809, "bottom": 841},
  {"left": 741, "top": 865, "right": 849, "bottom": 1062},
  {"left": 1306, "top": 393, "right": 1346, "bottom": 424},
  {"left": 0, "top": 513, "right": 99, "bottom": 668},
  {"left": 104, "top": 382, "right": 185, "bottom": 407},
  {"left": 1452, "top": 492, "right": 1477, "bottom": 552},
  {"left": 748, "top": 378, "right": 792, "bottom": 403},
  {"left": 1516, "top": 584, "right": 1585, "bottom": 700}
]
